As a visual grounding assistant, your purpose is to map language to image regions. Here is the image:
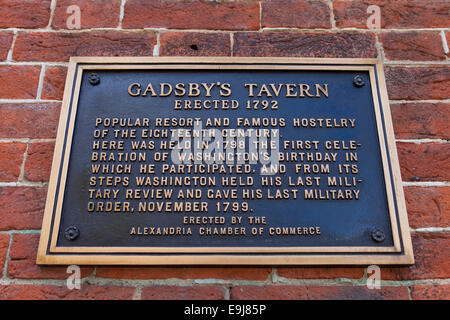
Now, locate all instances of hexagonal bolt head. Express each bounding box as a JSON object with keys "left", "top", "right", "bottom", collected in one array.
[
  {"left": 353, "top": 75, "right": 365, "bottom": 88},
  {"left": 88, "top": 73, "right": 100, "bottom": 86},
  {"left": 371, "top": 228, "right": 385, "bottom": 243},
  {"left": 64, "top": 226, "right": 80, "bottom": 241}
]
